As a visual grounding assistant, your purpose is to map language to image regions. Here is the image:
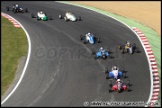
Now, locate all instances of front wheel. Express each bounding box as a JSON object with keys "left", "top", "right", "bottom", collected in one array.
[
  {"left": 78, "top": 16, "right": 81, "bottom": 21},
  {"left": 25, "top": 8, "right": 28, "bottom": 13},
  {"left": 6, "top": 6, "right": 9, "bottom": 11},
  {"left": 97, "top": 38, "right": 100, "bottom": 43}
]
